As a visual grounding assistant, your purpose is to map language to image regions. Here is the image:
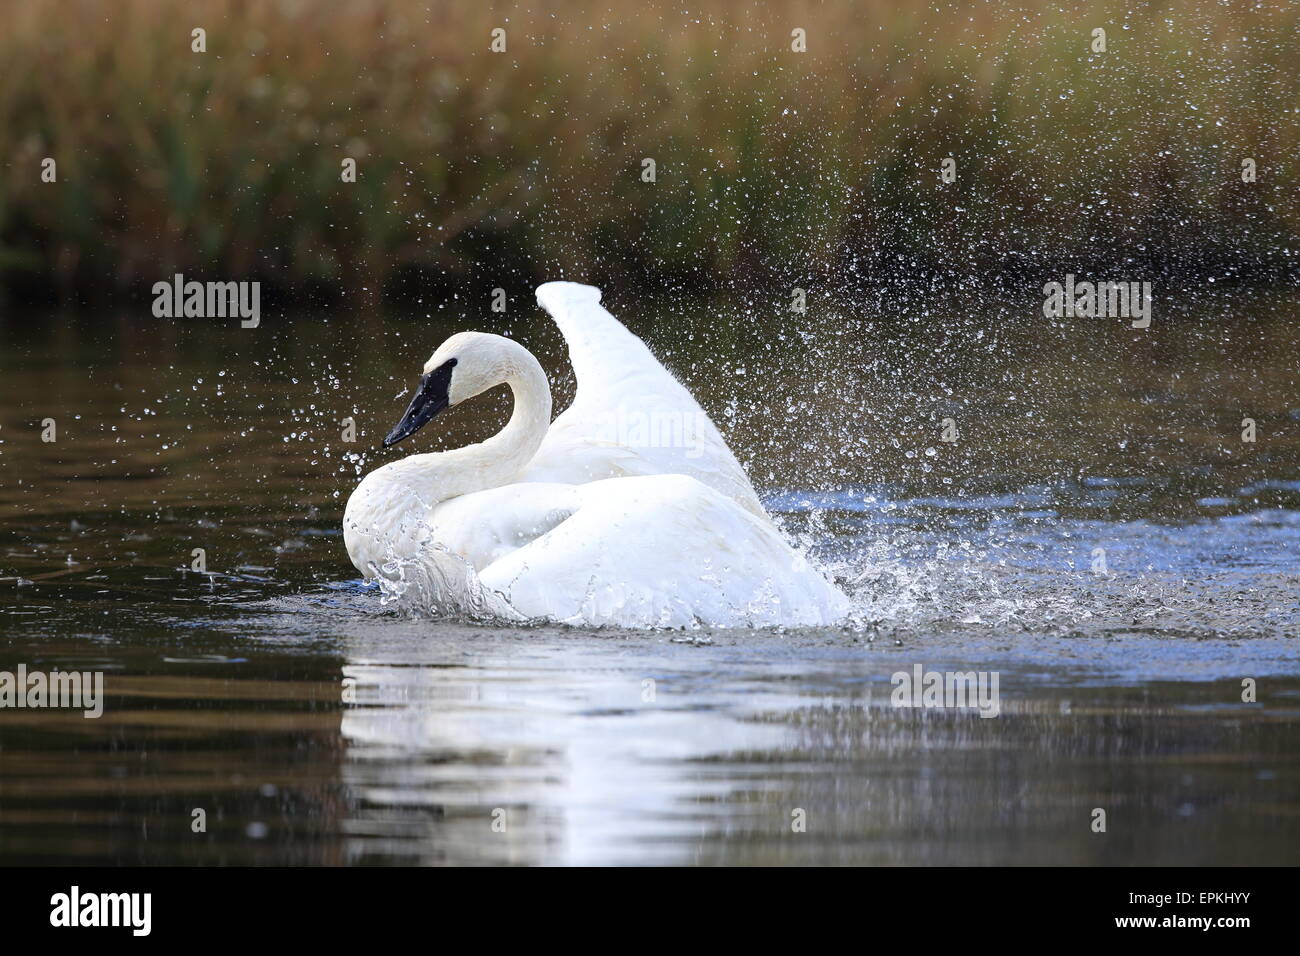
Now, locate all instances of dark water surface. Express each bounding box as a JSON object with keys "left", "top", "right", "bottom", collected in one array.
[{"left": 1, "top": 291, "right": 1298, "bottom": 865}]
